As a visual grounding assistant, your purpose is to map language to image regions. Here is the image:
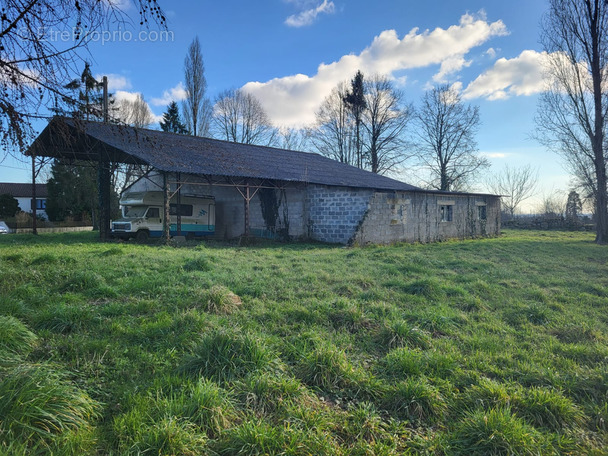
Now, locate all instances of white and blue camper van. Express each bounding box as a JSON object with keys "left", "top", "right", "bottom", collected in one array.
[{"left": 111, "top": 191, "right": 215, "bottom": 241}]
